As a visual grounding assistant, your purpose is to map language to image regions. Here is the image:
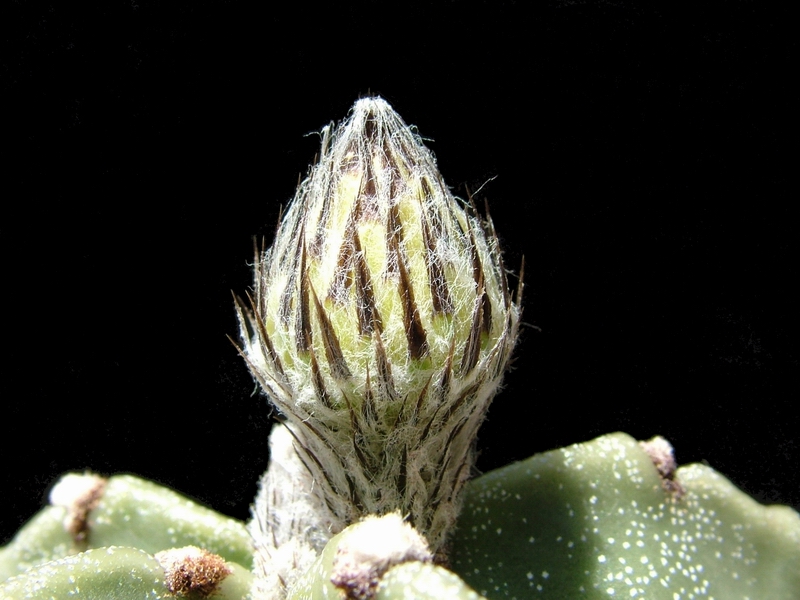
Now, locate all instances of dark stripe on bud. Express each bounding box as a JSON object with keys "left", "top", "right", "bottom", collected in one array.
[
  {"left": 308, "top": 349, "right": 332, "bottom": 409},
  {"left": 391, "top": 223, "right": 429, "bottom": 360},
  {"left": 296, "top": 243, "right": 312, "bottom": 353},
  {"left": 481, "top": 198, "right": 512, "bottom": 311},
  {"left": 421, "top": 209, "right": 453, "bottom": 315},
  {"left": 329, "top": 230, "right": 355, "bottom": 303},
  {"left": 310, "top": 285, "right": 352, "bottom": 380},
  {"left": 469, "top": 227, "right": 493, "bottom": 336},
  {"left": 353, "top": 232, "right": 382, "bottom": 335},
  {"left": 385, "top": 202, "right": 402, "bottom": 276},
  {"left": 438, "top": 338, "right": 455, "bottom": 404},
  {"left": 245, "top": 291, "right": 286, "bottom": 380},
  {"left": 408, "top": 375, "right": 432, "bottom": 428},
  {"left": 460, "top": 290, "right": 483, "bottom": 375},
  {"left": 372, "top": 330, "right": 399, "bottom": 402},
  {"left": 361, "top": 159, "right": 377, "bottom": 198},
  {"left": 310, "top": 180, "right": 333, "bottom": 258},
  {"left": 342, "top": 391, "right": 369, "bottom": 471}
]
